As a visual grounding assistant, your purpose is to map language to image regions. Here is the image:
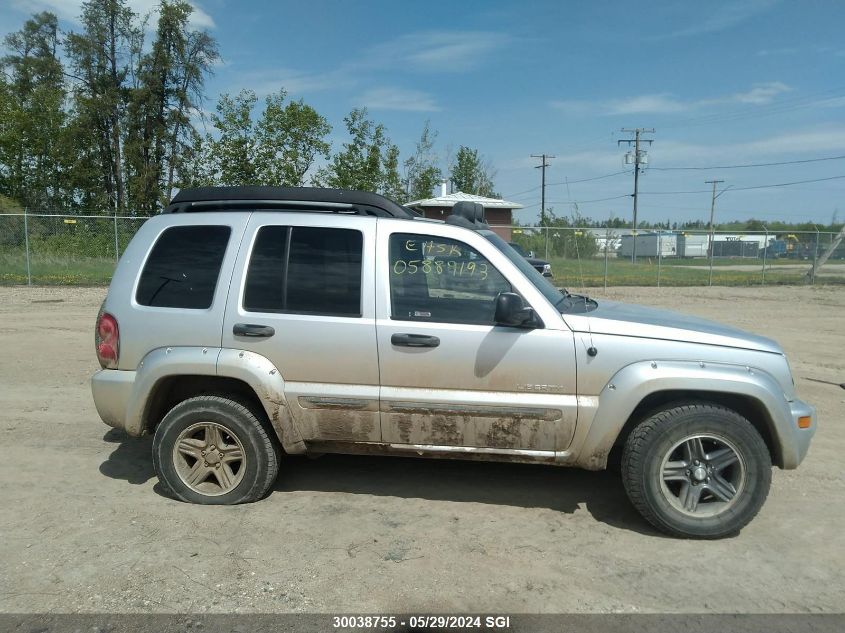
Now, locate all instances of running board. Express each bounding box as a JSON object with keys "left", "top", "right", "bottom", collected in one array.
[
  {"left": 387, "top": 443, "right": 557, "bottom": 459},
  {"left": 303, "top": 440, "right": 567, "bottom": 465}
]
